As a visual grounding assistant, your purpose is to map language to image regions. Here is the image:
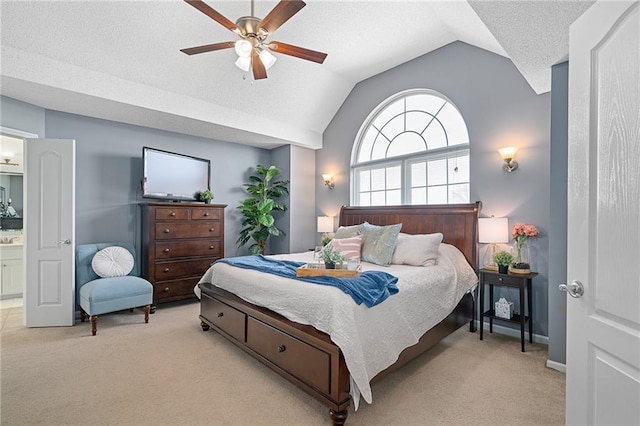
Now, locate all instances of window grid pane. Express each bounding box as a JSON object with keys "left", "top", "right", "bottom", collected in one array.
[{"left": 353, "top": 90, "right": 469, "bottom": 206}]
